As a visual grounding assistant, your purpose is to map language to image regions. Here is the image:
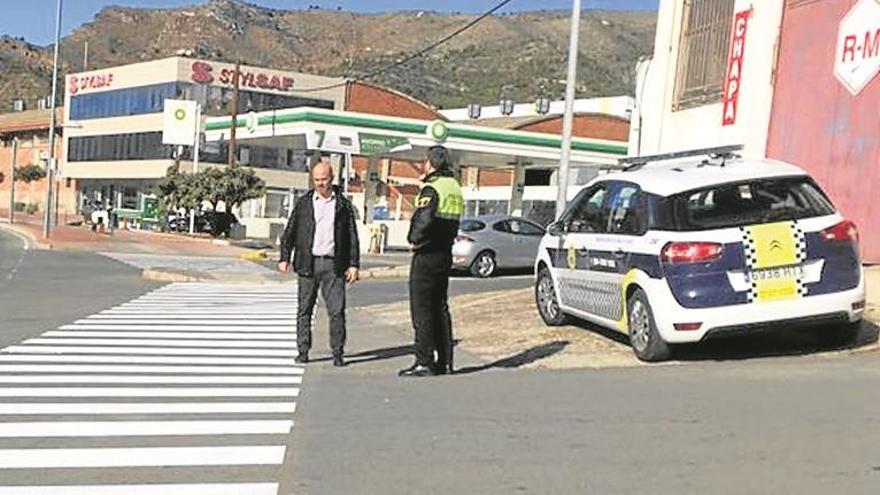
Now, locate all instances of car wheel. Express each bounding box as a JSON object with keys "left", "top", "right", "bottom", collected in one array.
[
  {"left": 535, "top": 266, "right": 568, "bottom": 326},
  {"left": 812, "top": 320, "right": 861, "bottom": 348},
  {"left": 627, "top": 289, "right": 671, "bottom": 362},
  {"left": 470, "top": 251, "right": 497, "bottom": 278}
]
